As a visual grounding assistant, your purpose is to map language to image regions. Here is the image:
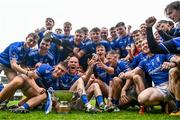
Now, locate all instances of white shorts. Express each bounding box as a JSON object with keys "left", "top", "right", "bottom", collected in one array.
[{"left": 156, "top": 82, "right": 174, "bottom": 102}]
